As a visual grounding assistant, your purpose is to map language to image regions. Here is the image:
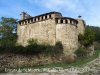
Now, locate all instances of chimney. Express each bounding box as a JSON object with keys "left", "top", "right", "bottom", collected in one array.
[
  {"left": 78, "top": 15, "right": 82, "bottom": 19},
  {"left": 20, "top": 12, "right": 26, "bottom": 20}
]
